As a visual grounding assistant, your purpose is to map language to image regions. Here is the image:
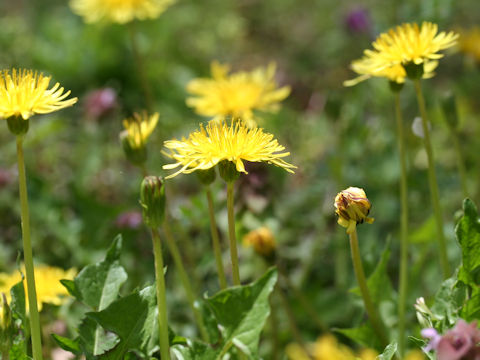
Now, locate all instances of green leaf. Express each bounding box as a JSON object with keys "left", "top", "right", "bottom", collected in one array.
[
  {"left": 73, "top": 235, "right": 128, "bottom": 311},
  {"left": 78, "top": 316, "right": 119, "bottom": 356},
  {"left": 171, "top": 340, "right": 217, "bottom": 360},
  {"left": 89, "top": 285, "right": 159, "bottom": 360},
  {"left": 9, "top": 337, "right": 30, "bottom": 360},
  {"left": 377, "top": 342, "right": 397, "bottom": 360},
  {"left": 456, "top": 199, "right": 480, "bottom": 288},
  {"left": 60, "top": 279, "right": 81, "bottom": 300},
  {"left": 431, "top": 277, "right": 466, "bottom": 326},
  {"left": 206, "top": 268, "right": 278, "bottom": 358},
  {"left": 335, "top": 323, "right": 382, "bottom": 350},
  {"left": 51, "top": 334, "right": 81, "bottom": 355},
  {"left": 10, "top": 280, "right": 26, "bottom": 324}
]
